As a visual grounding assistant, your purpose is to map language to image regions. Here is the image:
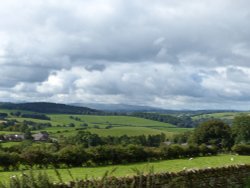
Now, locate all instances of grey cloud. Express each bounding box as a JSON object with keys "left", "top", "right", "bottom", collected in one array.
[
  {"left": 29, "top": 63, "right": 206, "bottom": 102},
  {"left": 226, "top": 67, "right": 250, "bottom": 83},
  {"left": 7, "top": 63, "right": 250, "bottom": 109},
  {"left": 0, "top": 0, "right": 250, "bottom": 109},
  {"left": 85, "top": 64, "right": 106, "bottom": 72},
  {"left": 1, "top": 0, "right": 249, "bottom": 66},
  {"left": 0, "top": 65, "right": 50, "bottom": 87}
]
